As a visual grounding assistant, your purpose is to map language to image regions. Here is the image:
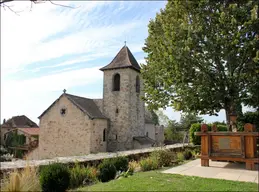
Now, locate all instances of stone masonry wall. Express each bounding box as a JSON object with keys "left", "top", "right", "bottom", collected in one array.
[
  {"left": 102, "top": 68, "right": 145, "bottom": 152},
  {"left": 144, "top": 123, "right": 156, "bottom": 141},
  {"left": 90, "top": 119, "right": 107, "bottom": 153},
  {"left": 155, "top": 125, "right": 165, "bottom": 146},
  {"left": 129, "top": 69, "right": 145, "bottom": 138},
  {"left": 38, "top": 95, "right": 92, "bottom": 159}
]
